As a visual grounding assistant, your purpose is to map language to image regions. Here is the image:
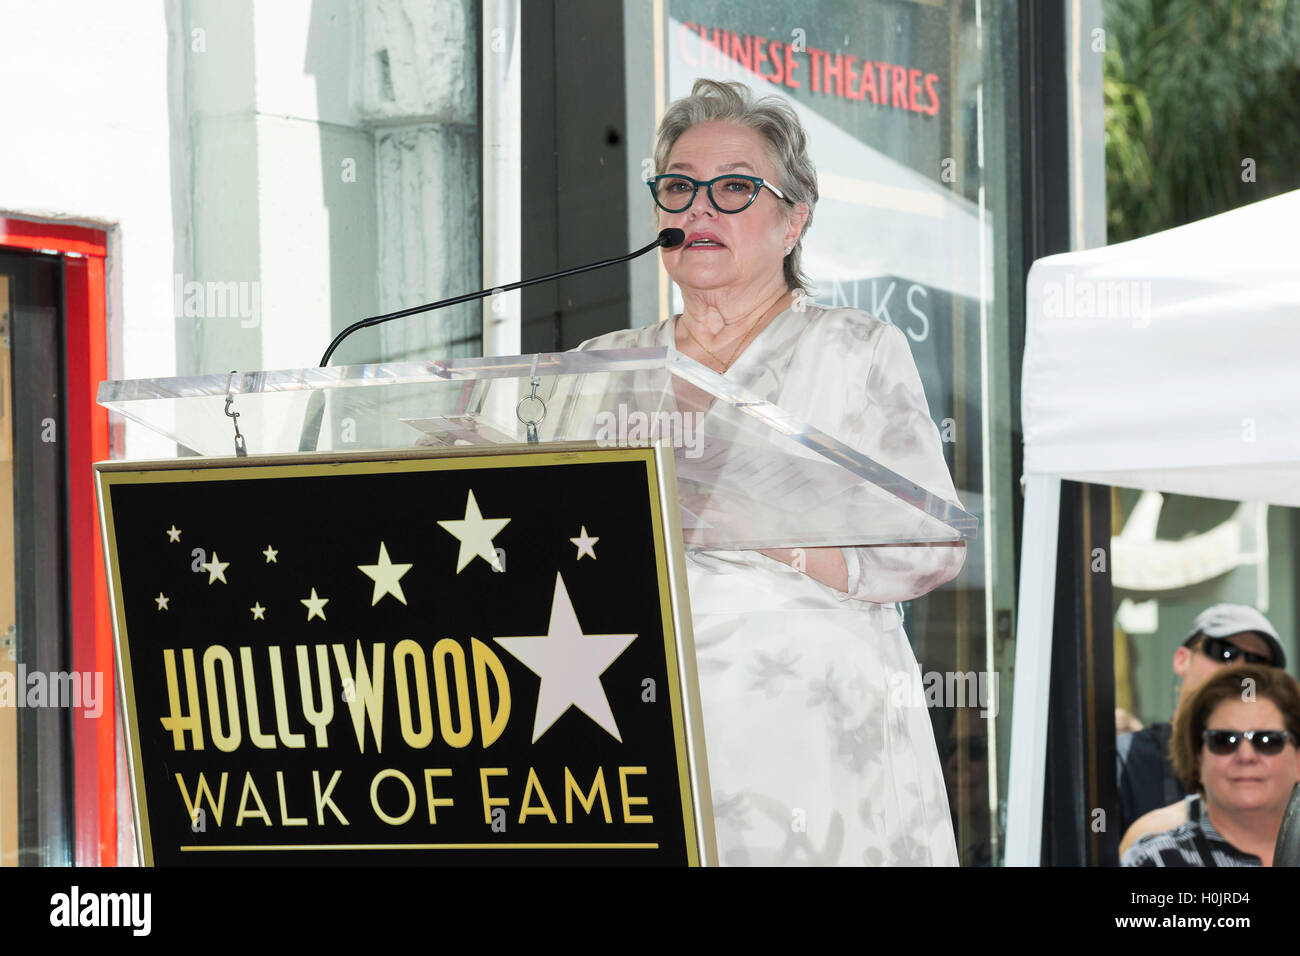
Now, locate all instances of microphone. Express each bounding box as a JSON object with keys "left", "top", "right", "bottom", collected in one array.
[
  {"left": 657, "top": 227, "right": 686, "bottom": 249},
  {"left": 317, "top": 228, "right": 686, "bottom": 367},
  {"left": 298, "top": 229, "right": 685, "bottom": 452}
]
